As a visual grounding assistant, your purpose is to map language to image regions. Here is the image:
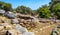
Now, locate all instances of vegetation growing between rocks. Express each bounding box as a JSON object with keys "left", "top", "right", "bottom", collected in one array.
[{"left": 0, "top": 0, "right": 60, "bottom": 35}]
